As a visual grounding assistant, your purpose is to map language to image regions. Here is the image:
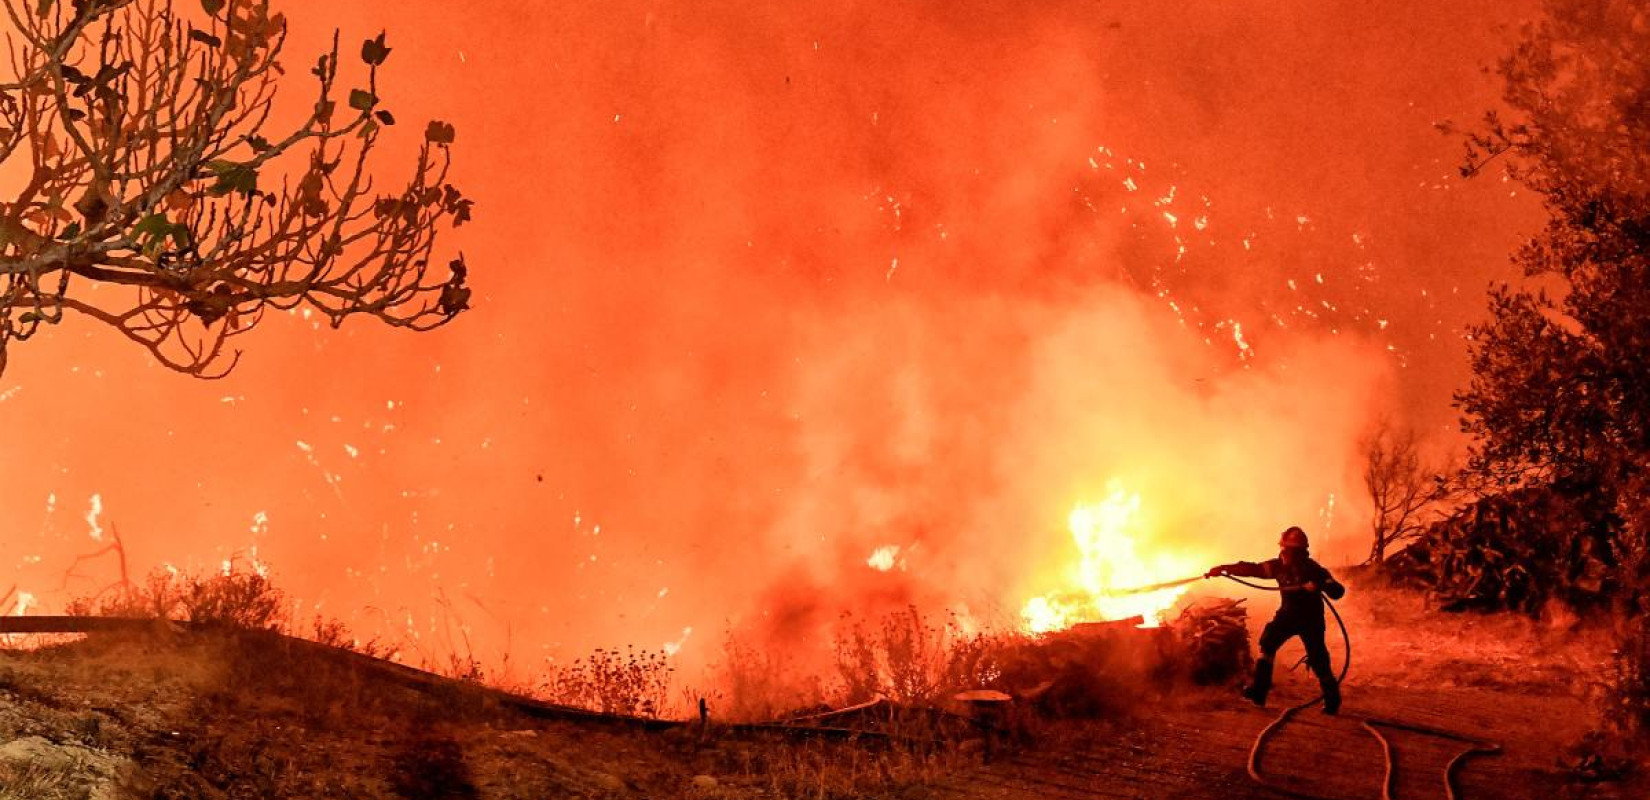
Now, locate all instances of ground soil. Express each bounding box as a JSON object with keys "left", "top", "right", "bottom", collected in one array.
[
  {"left": 0, "top": 582, "right": 1643, "bottom": 799},
  {"left": 933, "top": 581, "right": 1645, "bottom": 800}
]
